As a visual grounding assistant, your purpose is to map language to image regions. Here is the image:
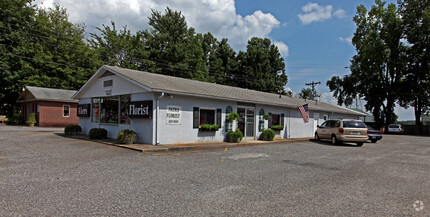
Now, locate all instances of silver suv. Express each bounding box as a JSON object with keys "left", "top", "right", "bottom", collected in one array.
[{"left": 315, "top": 119, "right": 368, "bottom": 146}]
